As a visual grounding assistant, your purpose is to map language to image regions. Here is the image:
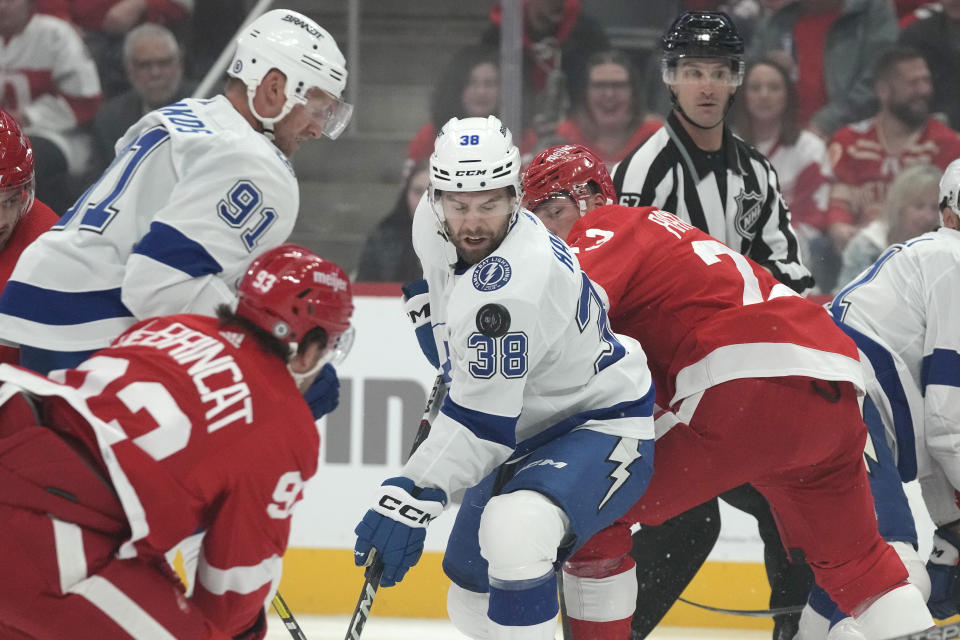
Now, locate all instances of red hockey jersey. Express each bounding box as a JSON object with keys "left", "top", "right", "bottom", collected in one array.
[
  {"left": 567, "top": 205, "right": 864, "bottom": 407},
  {"left": 0, "top": 198, "right": 58, "bottom": 365},
  {"left": 0, "top": 314, "right": 319, "bottom": 637}
]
